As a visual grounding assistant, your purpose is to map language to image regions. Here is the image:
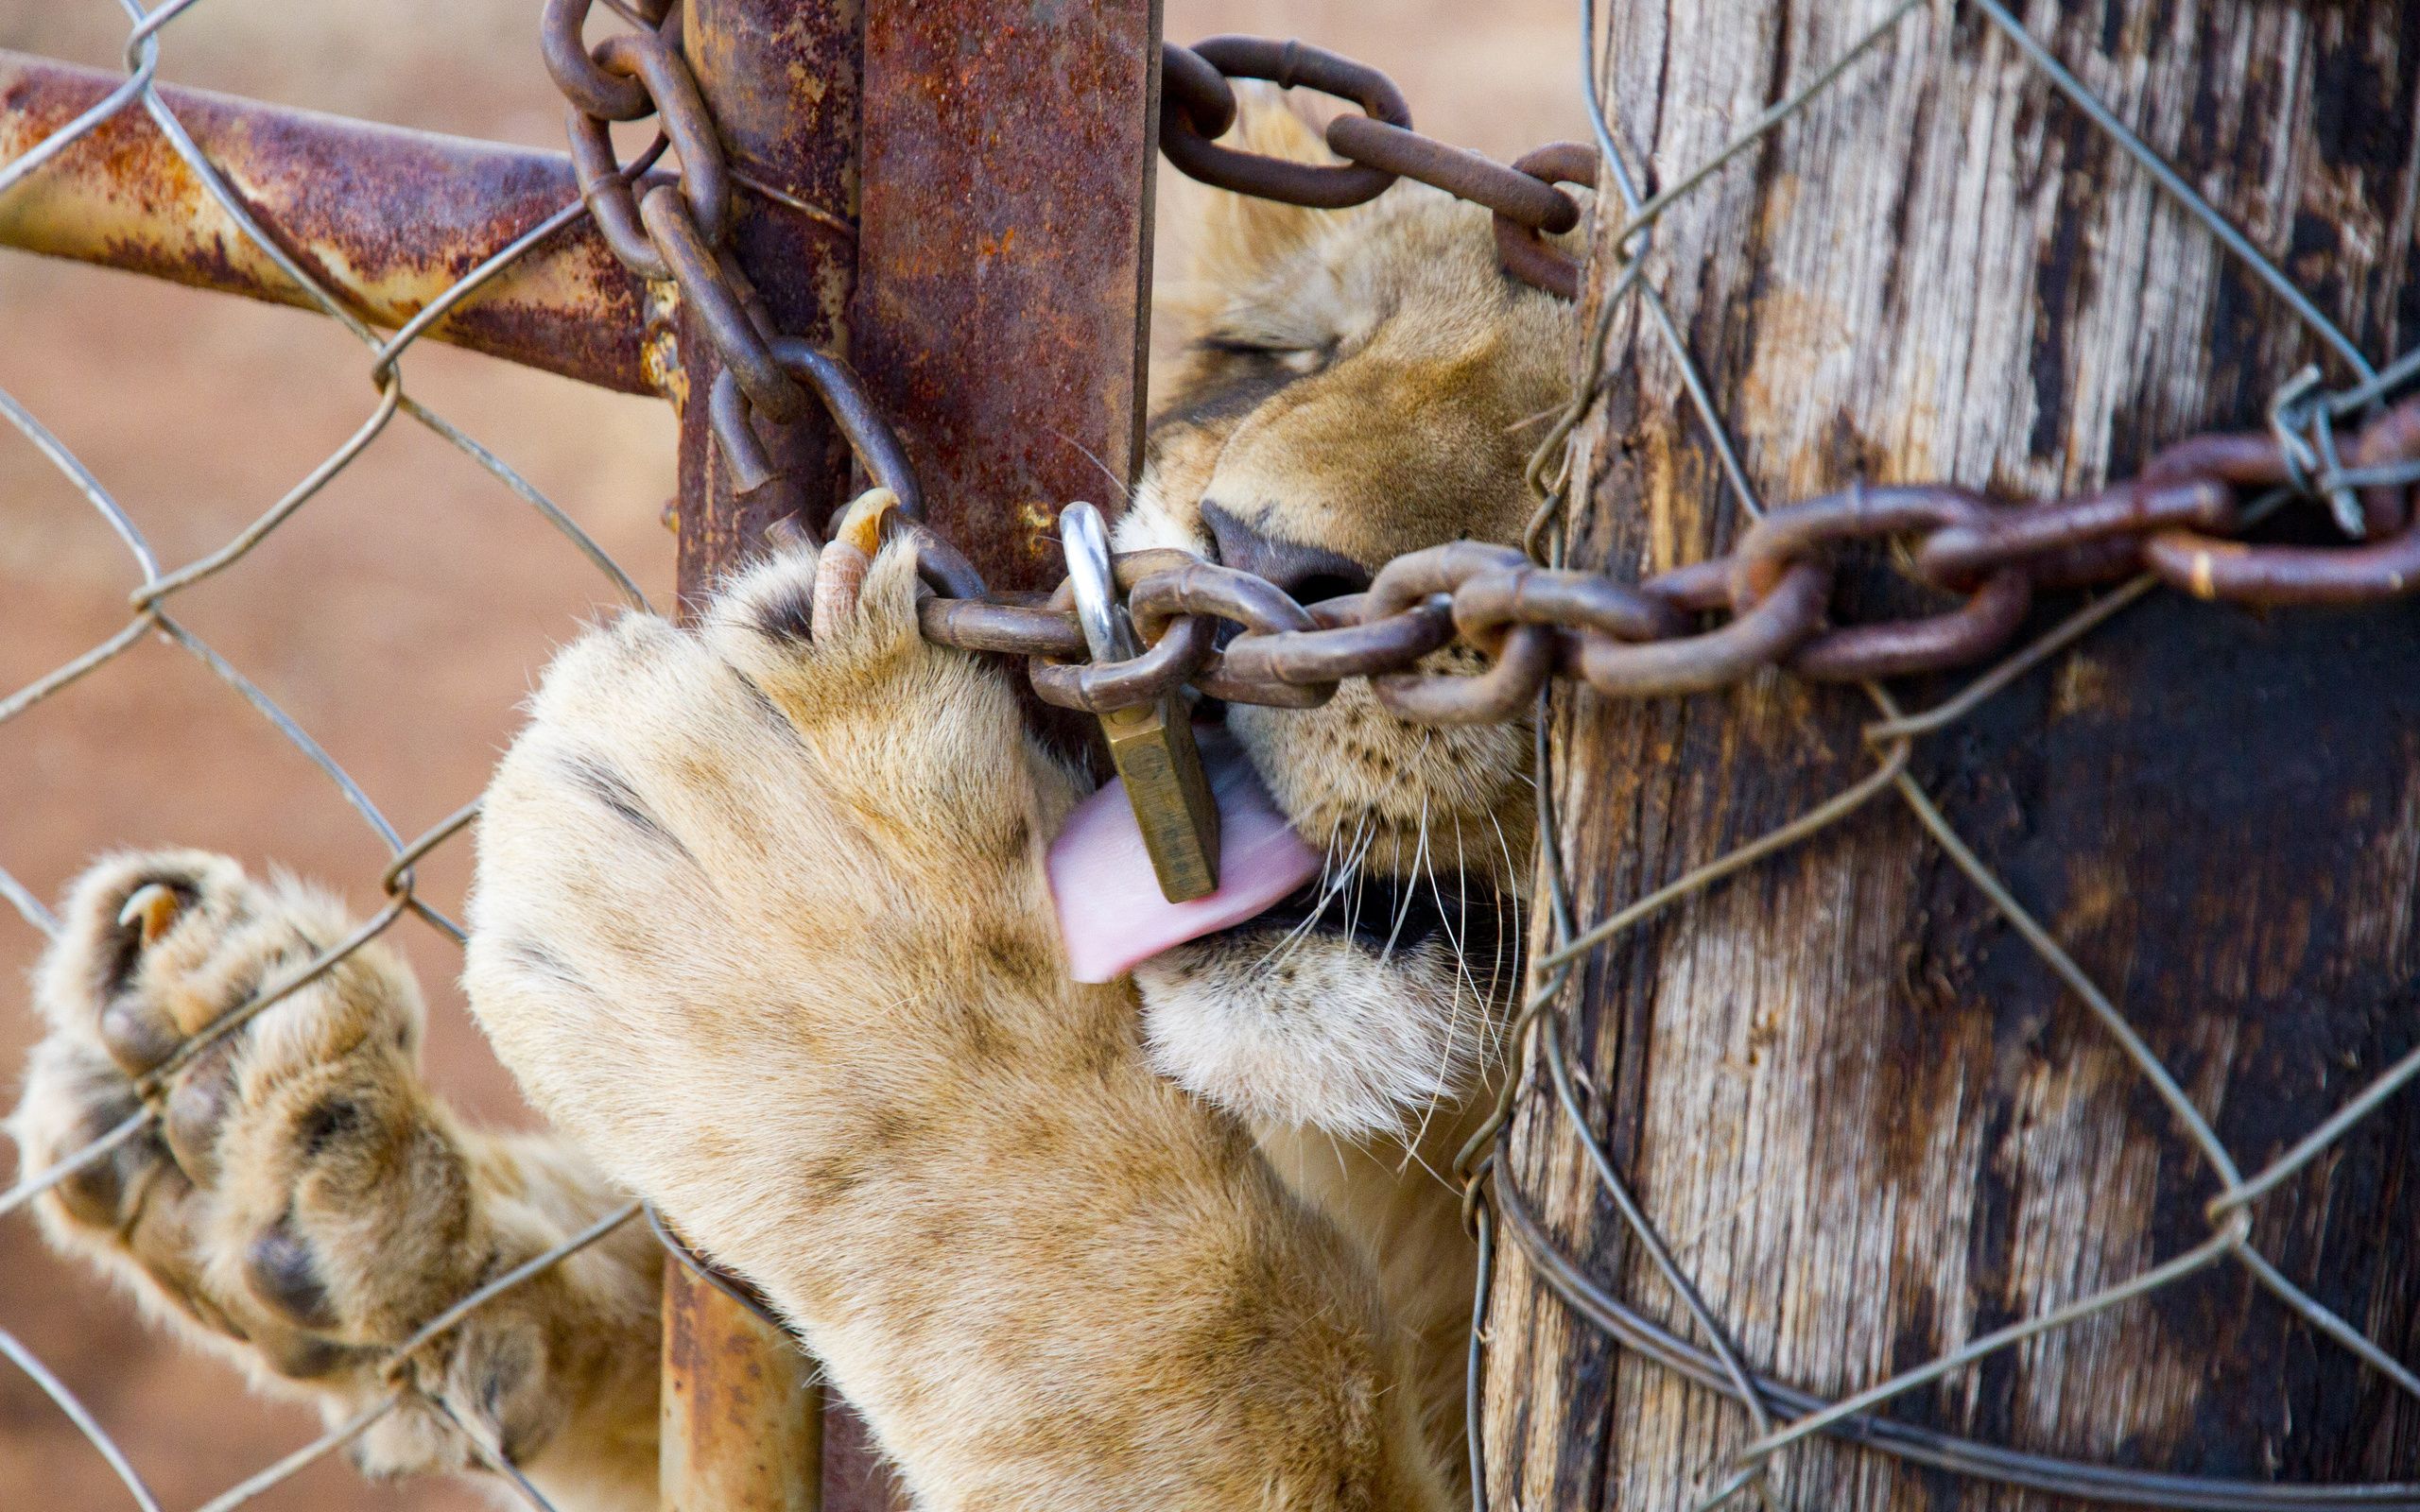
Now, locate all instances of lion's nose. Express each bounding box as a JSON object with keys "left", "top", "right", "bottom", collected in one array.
[{"left": 1200, "top": 501, "right": 1374, "bottom": 607}]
